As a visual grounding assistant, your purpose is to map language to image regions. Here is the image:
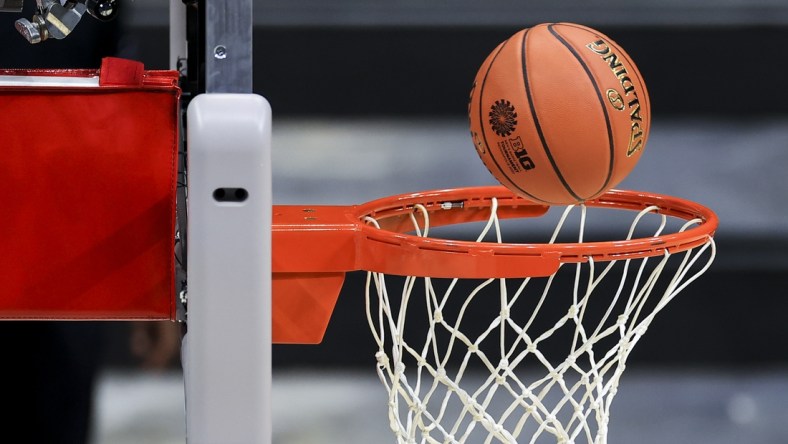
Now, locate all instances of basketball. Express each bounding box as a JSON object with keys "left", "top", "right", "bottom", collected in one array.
[{"left": 468, "top": 23, "right": 650, "bottom": 204}]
